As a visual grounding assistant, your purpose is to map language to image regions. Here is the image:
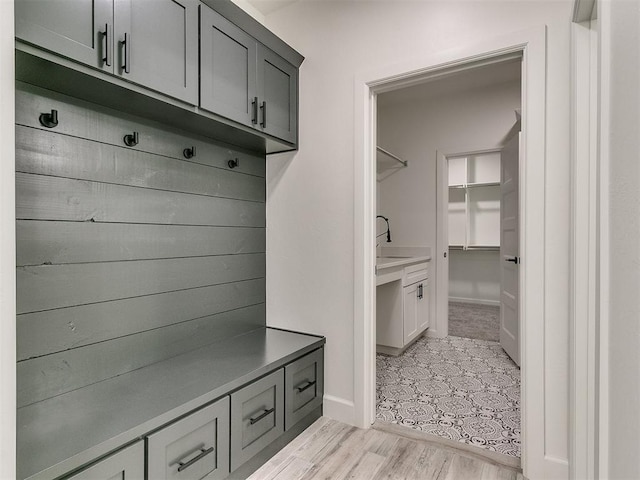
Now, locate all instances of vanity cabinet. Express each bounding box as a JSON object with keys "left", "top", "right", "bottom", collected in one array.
[
  {"left": 147, "top": 397, "right": 230, "bottom": 480},
  {"left": 64, "top": 442, "right": 144, "bottom": 480},
  {"left": 200, "top": 4, "right": 298, "bottom": 144},
  {"left": 15, "top": 0, "right": 199, "bottom": 105},
  {"left": 403, "top": 278, "right": 429, "bottom": 345},
  {"left": 376, "top": 259, "right": 431, "bottom": 356}
]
